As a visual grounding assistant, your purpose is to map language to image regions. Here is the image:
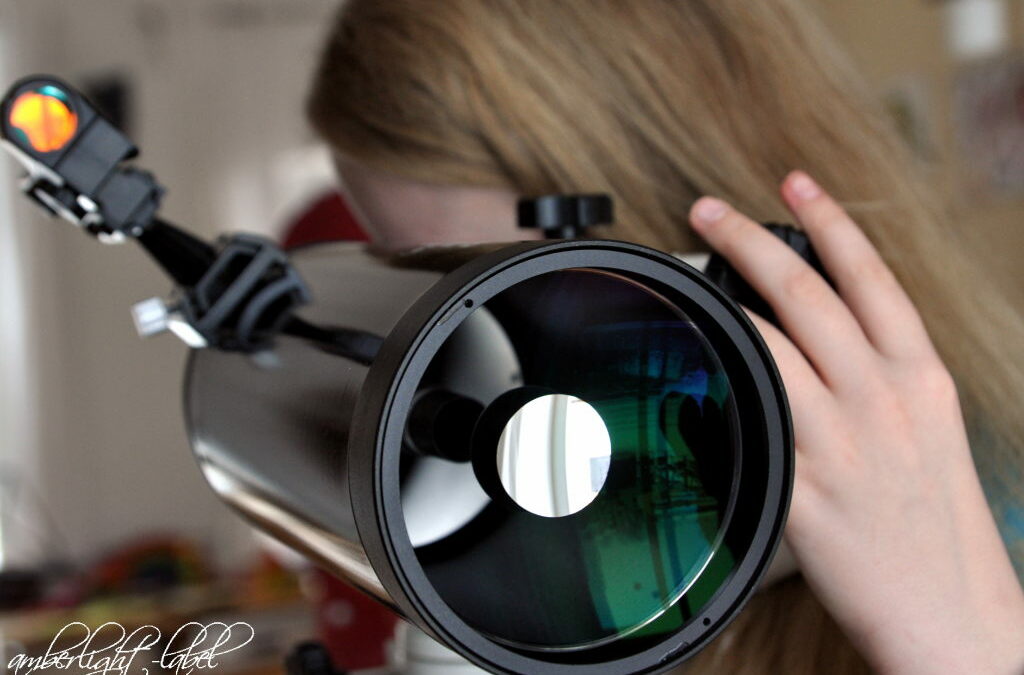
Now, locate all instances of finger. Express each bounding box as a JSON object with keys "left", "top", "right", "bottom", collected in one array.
[
  {"left": 780, "top": 171, "right": 936, "bottom": 361},
  {"left": 690, "top": 196, "right": 873, "bottom": 388},
  {"left": 744, "top": 309, "right": 823, "bottom": 400},
  {"left": 744, "top": 309, "right": 841, "bottom": 457}
]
